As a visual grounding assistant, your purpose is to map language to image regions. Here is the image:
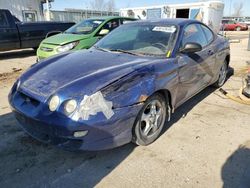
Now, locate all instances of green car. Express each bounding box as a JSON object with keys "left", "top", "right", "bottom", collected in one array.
[{"left": 37, "top": 16, "right": 136, "bottom": 60}]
